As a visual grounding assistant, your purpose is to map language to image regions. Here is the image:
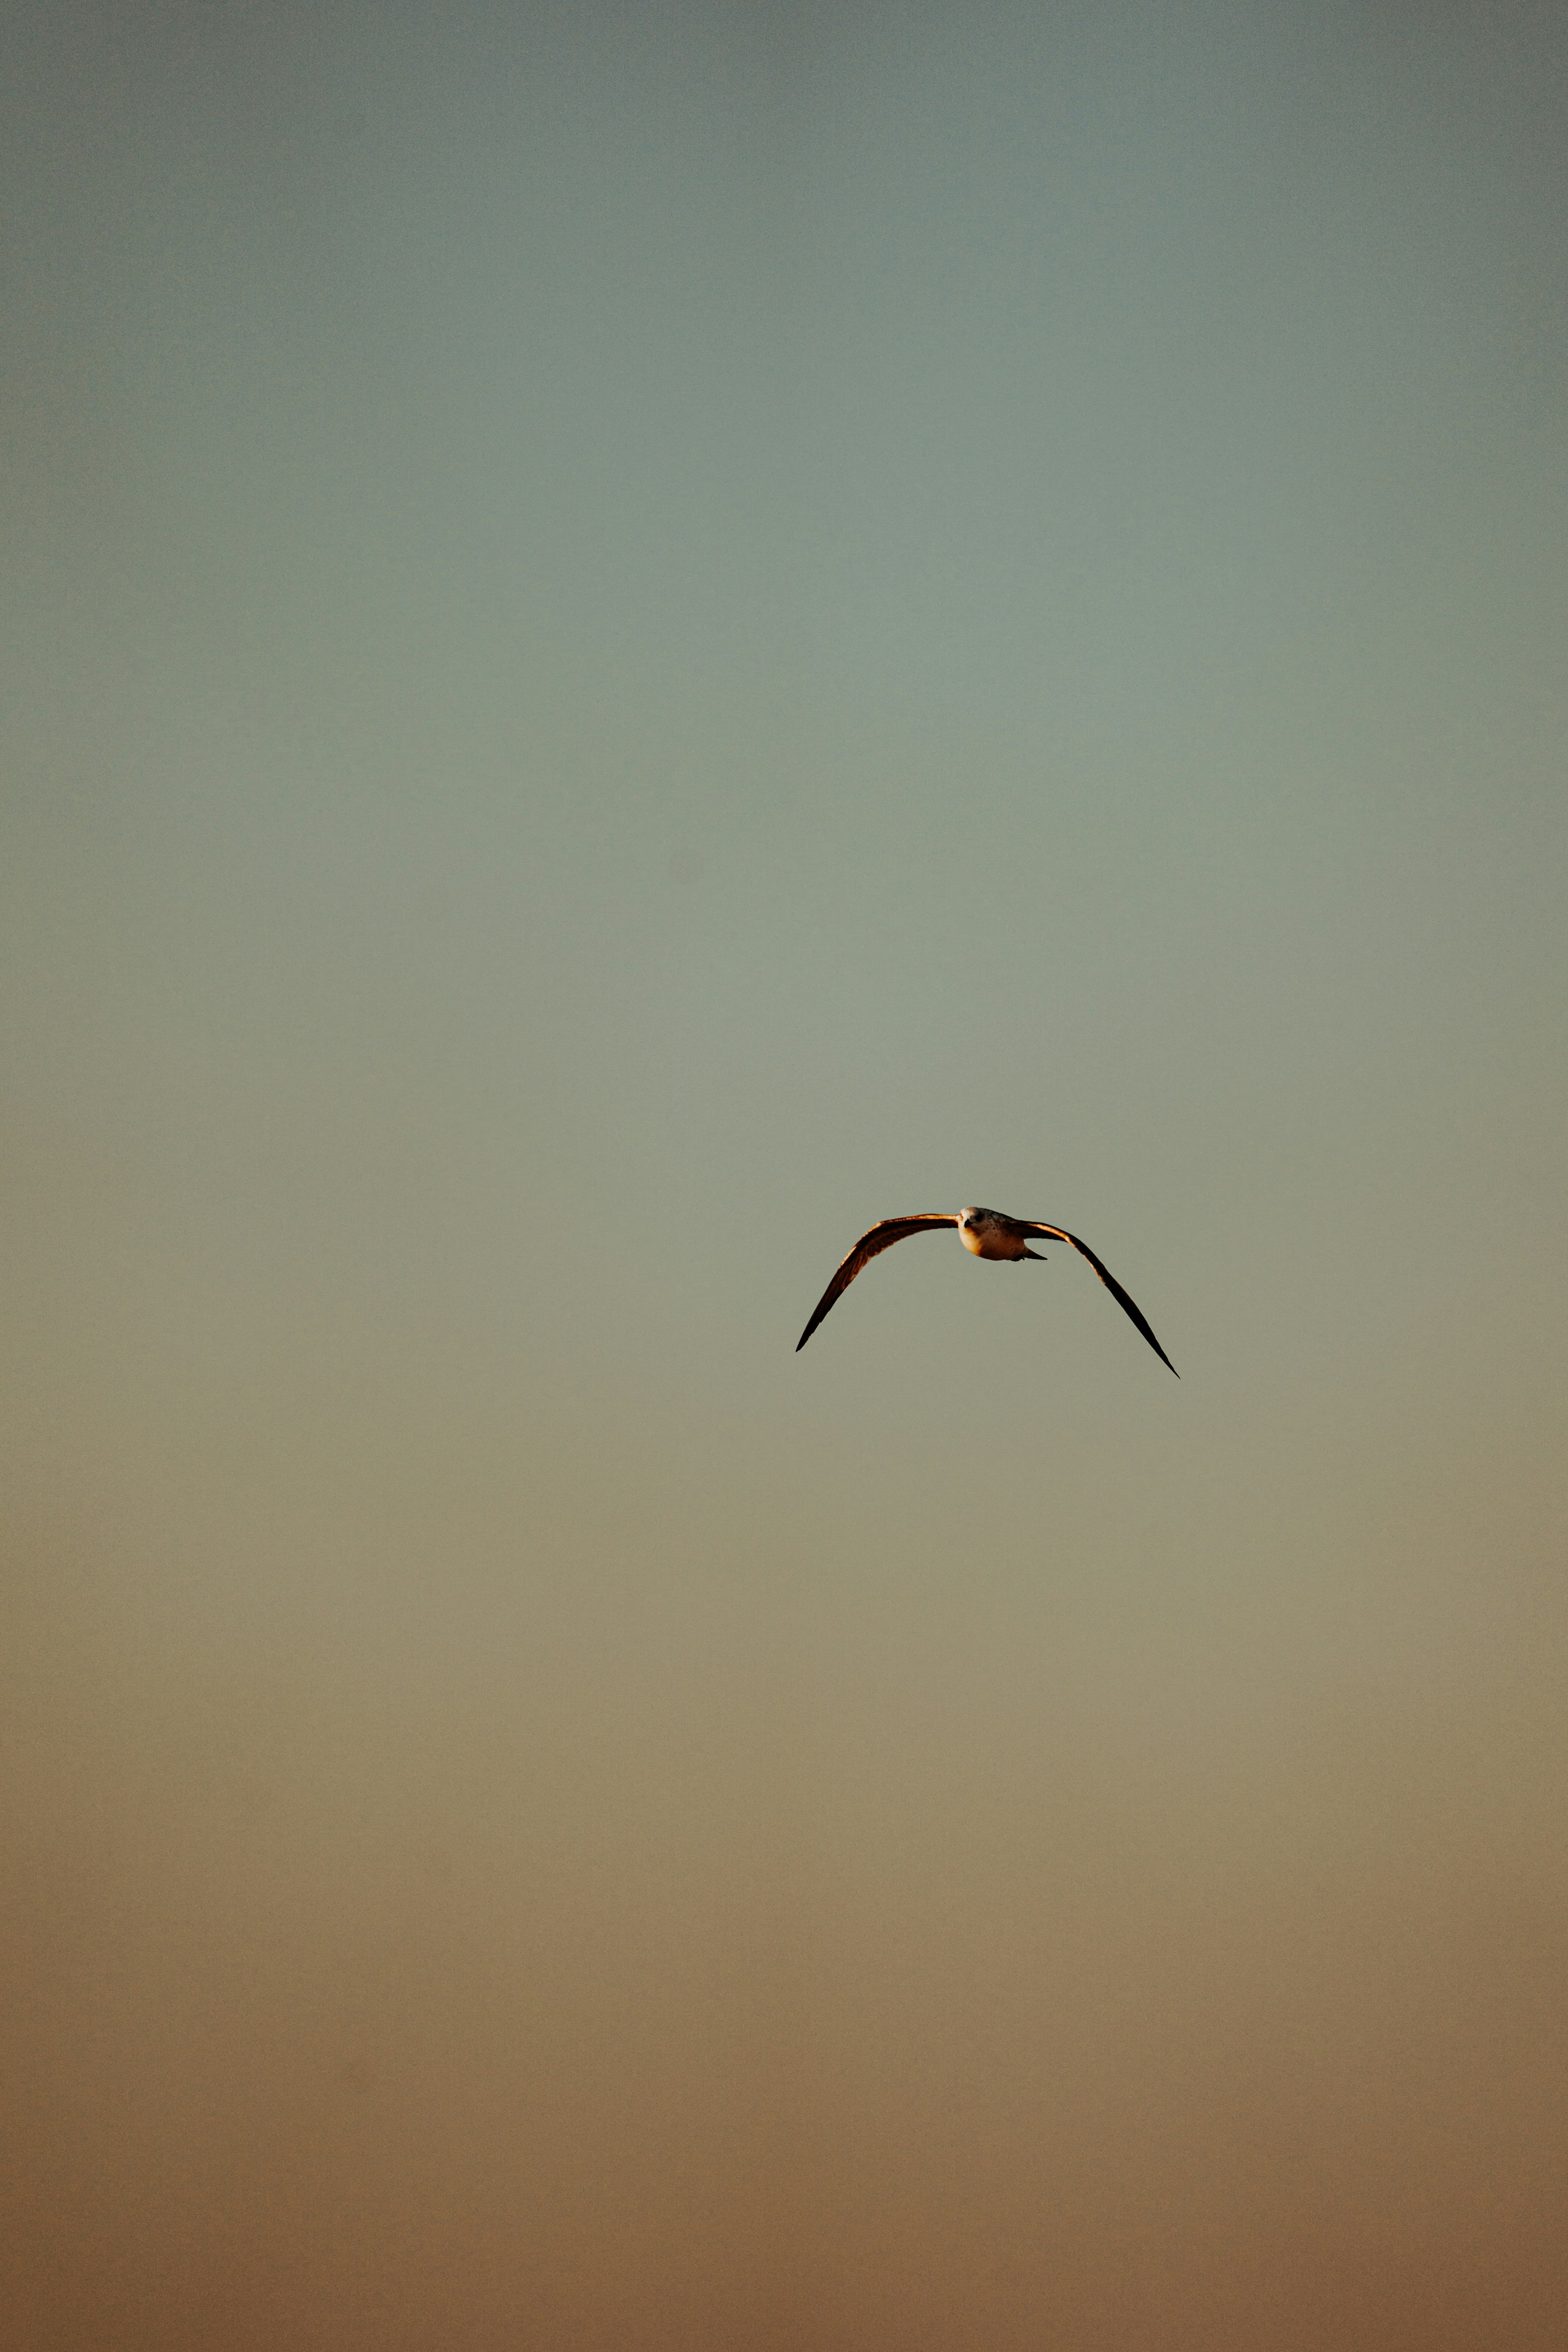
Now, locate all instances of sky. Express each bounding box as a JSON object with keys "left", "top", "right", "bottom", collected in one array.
[{"left": 3, "top": 3, "right": 1567, "bottom": 2345}]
